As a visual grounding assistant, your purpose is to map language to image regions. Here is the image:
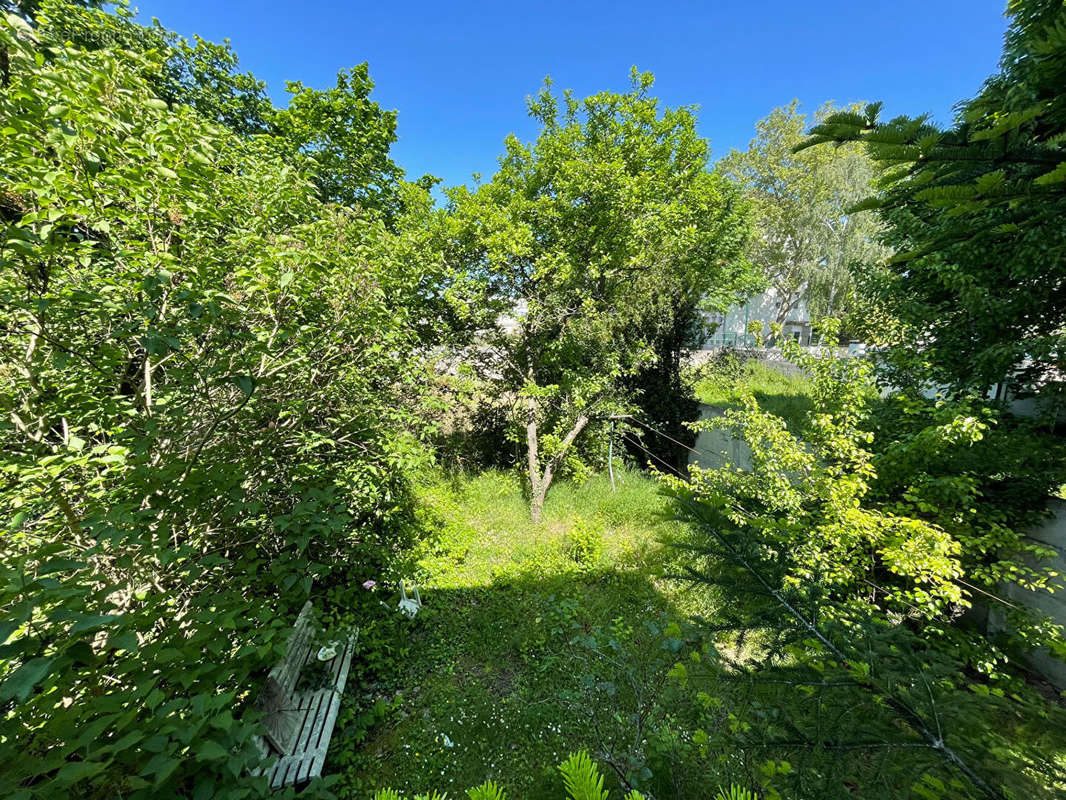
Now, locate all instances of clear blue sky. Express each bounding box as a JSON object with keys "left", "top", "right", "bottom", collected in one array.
[{"left": 133, "top": 0, "right": 1009, "bottom": 190}]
